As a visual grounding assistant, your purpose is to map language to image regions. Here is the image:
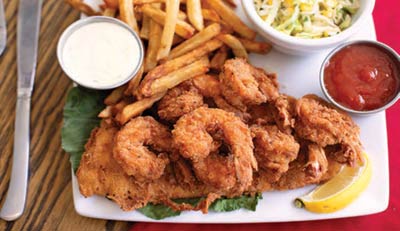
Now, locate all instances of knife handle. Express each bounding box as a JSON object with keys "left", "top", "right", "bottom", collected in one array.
[{"left": 0, "top": 96, "right": 30, "bottom": 221}]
